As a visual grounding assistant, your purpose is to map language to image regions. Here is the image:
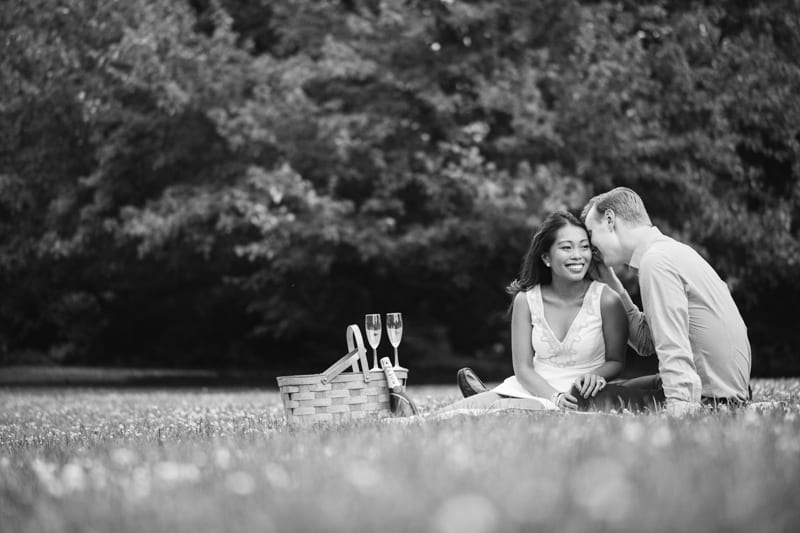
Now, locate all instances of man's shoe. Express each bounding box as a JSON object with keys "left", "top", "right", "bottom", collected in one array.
[{"left": 457, "top": 367, "right": 488, "bottom": 398}]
